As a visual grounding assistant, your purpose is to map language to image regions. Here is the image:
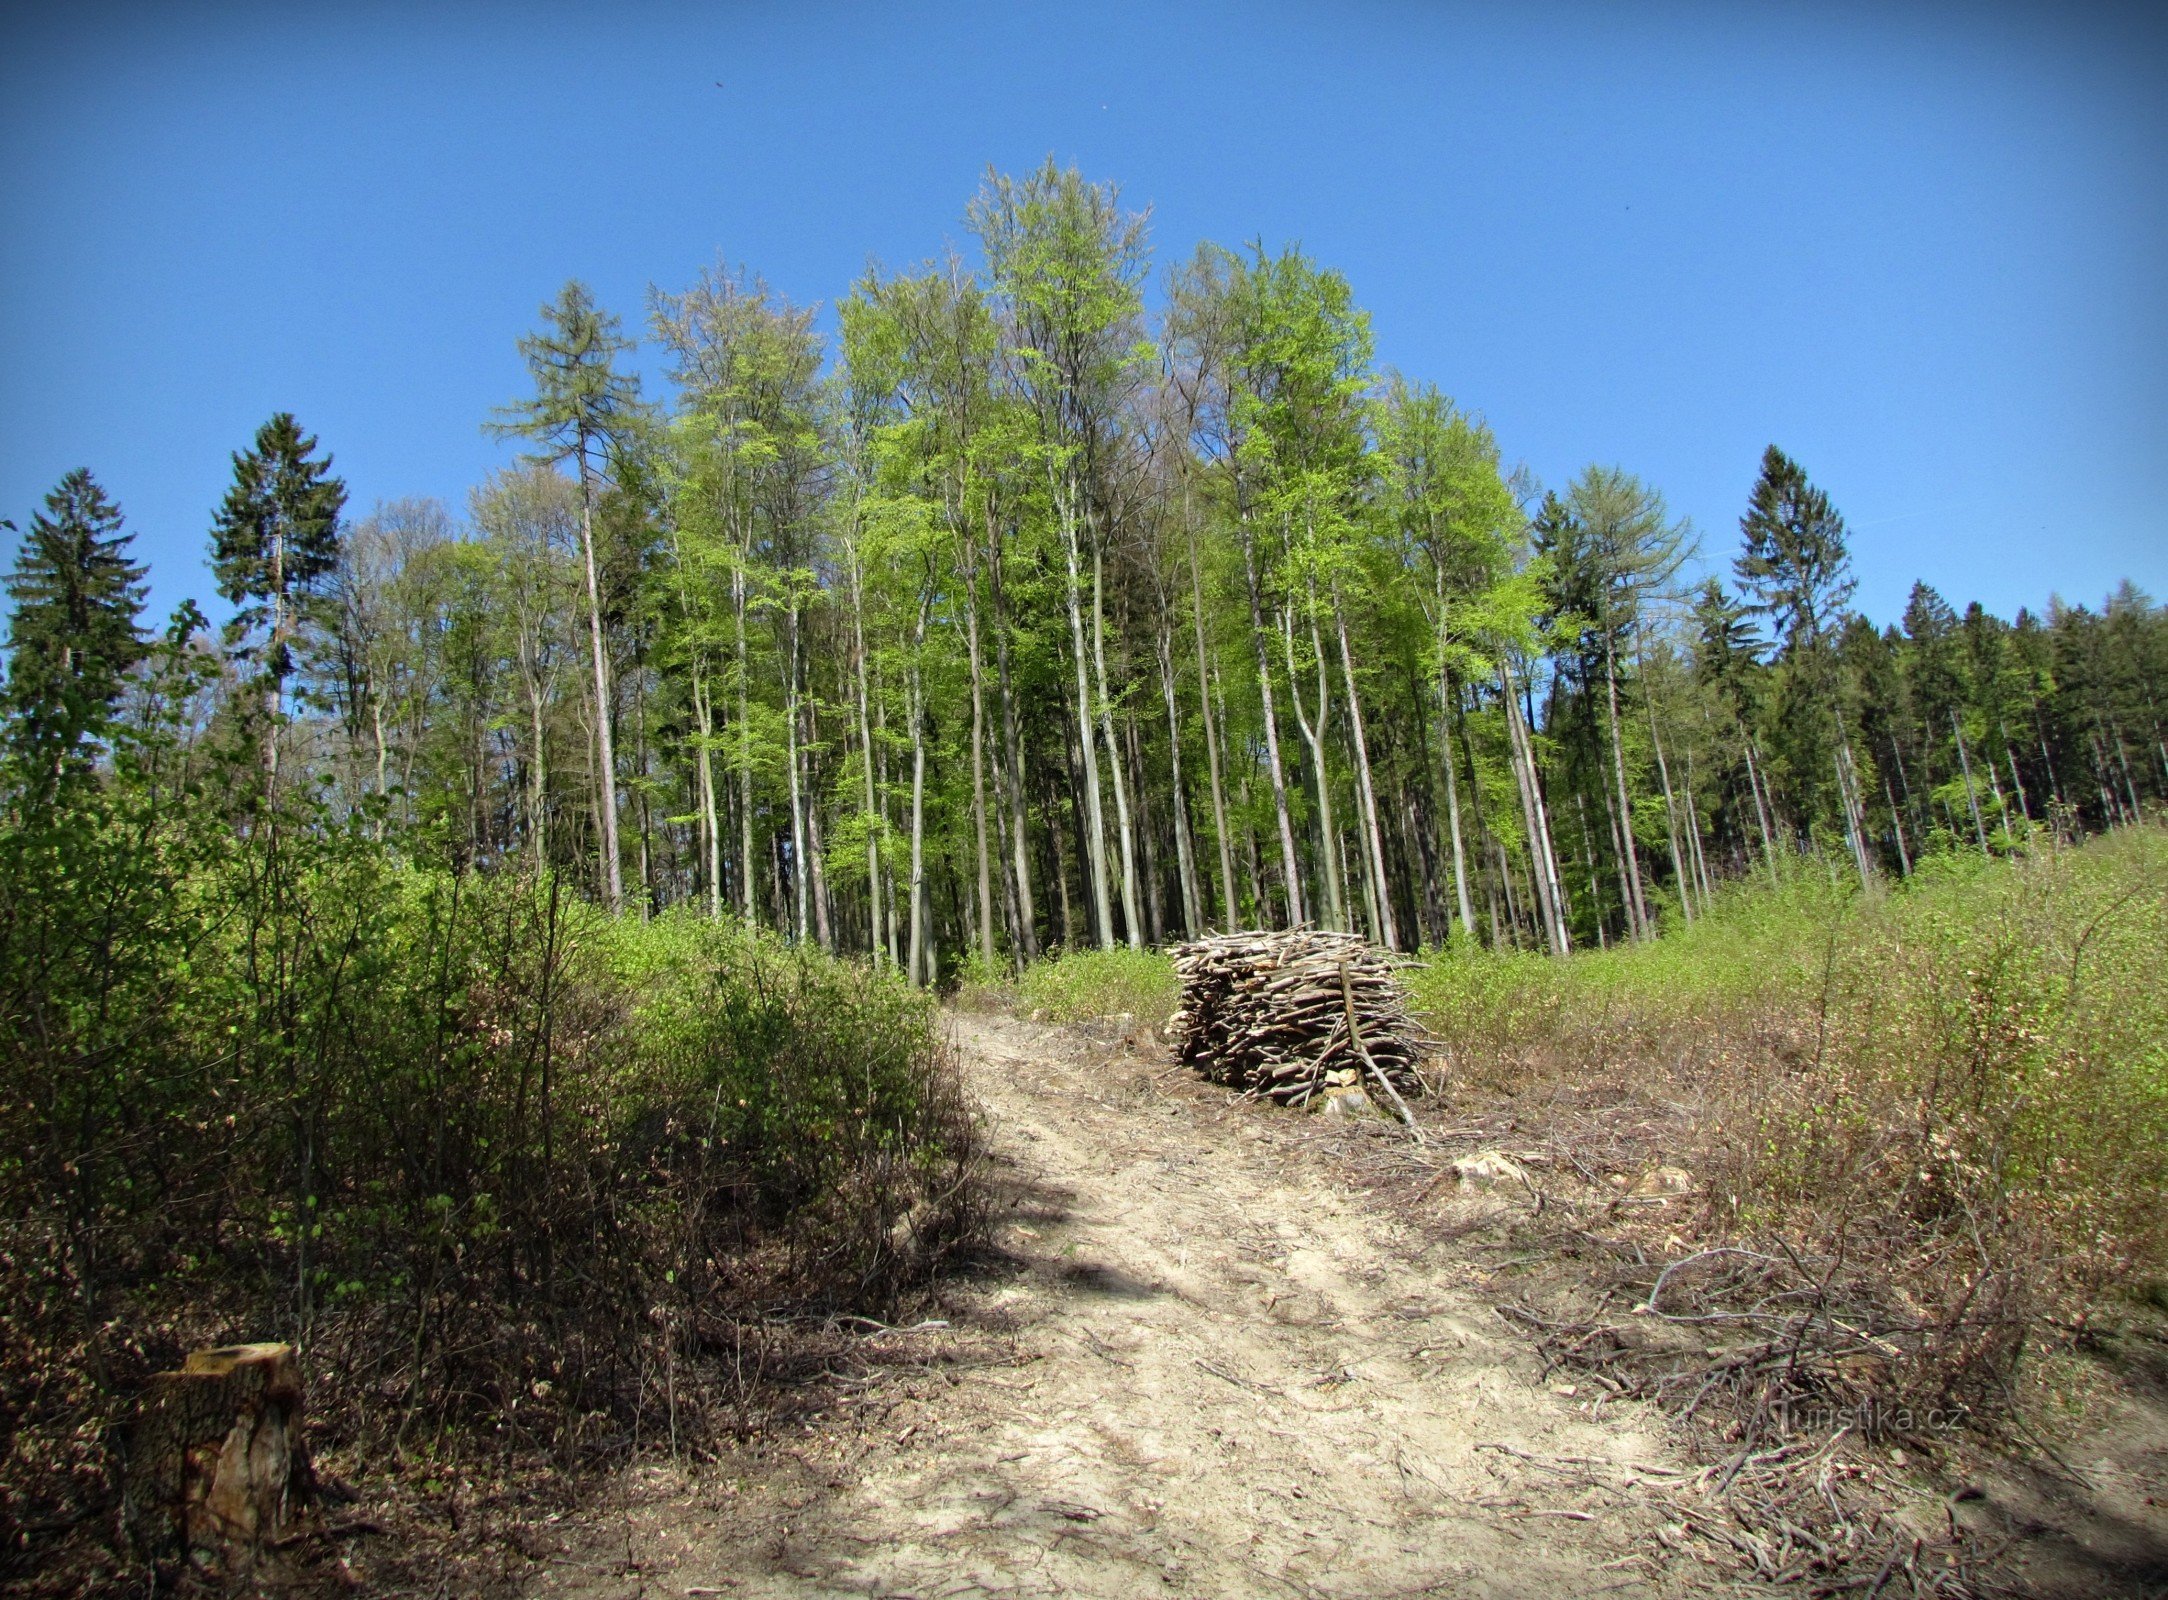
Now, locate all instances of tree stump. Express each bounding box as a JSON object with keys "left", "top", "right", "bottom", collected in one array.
[{"left": 123, "top": 1342, "right": 314, "bottom": 1571}]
